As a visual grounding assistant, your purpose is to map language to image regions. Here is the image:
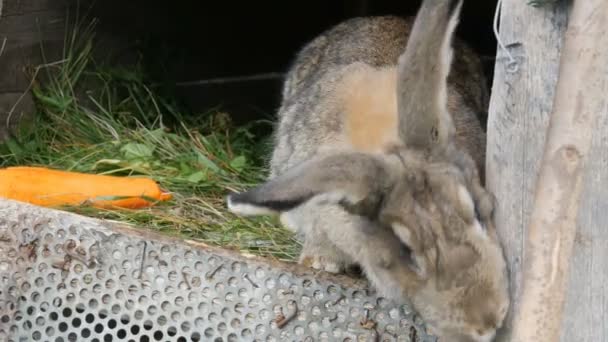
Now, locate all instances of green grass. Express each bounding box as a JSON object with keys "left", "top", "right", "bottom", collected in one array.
[{"left": 0, "top": 18, "right": 300, "bottom": 261}]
